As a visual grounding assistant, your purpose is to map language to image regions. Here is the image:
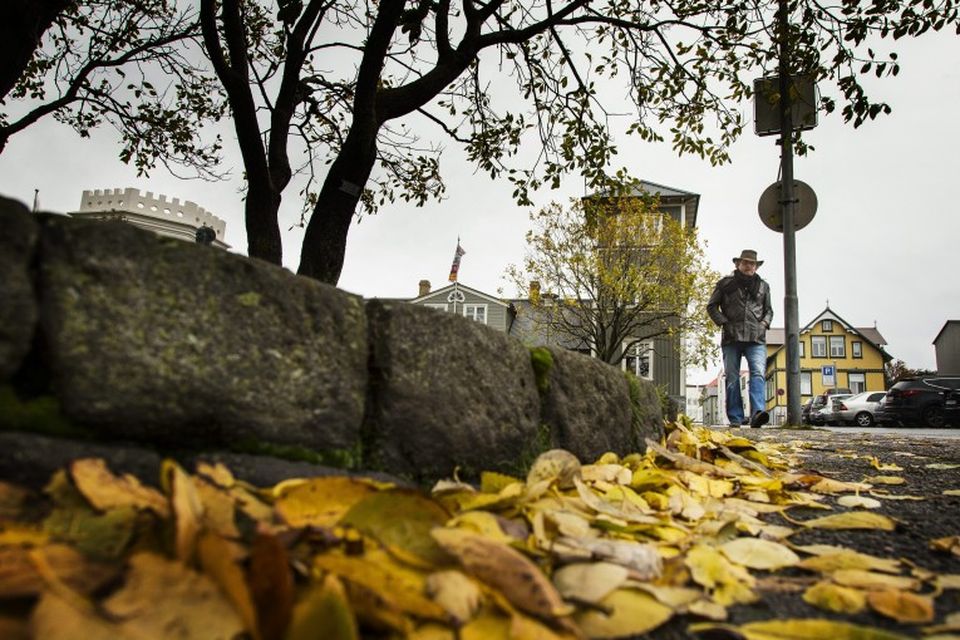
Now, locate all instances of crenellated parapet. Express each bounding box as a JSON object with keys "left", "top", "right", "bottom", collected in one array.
[{"left": 78, "top": 188, "right": 226, "bottom": 238}]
